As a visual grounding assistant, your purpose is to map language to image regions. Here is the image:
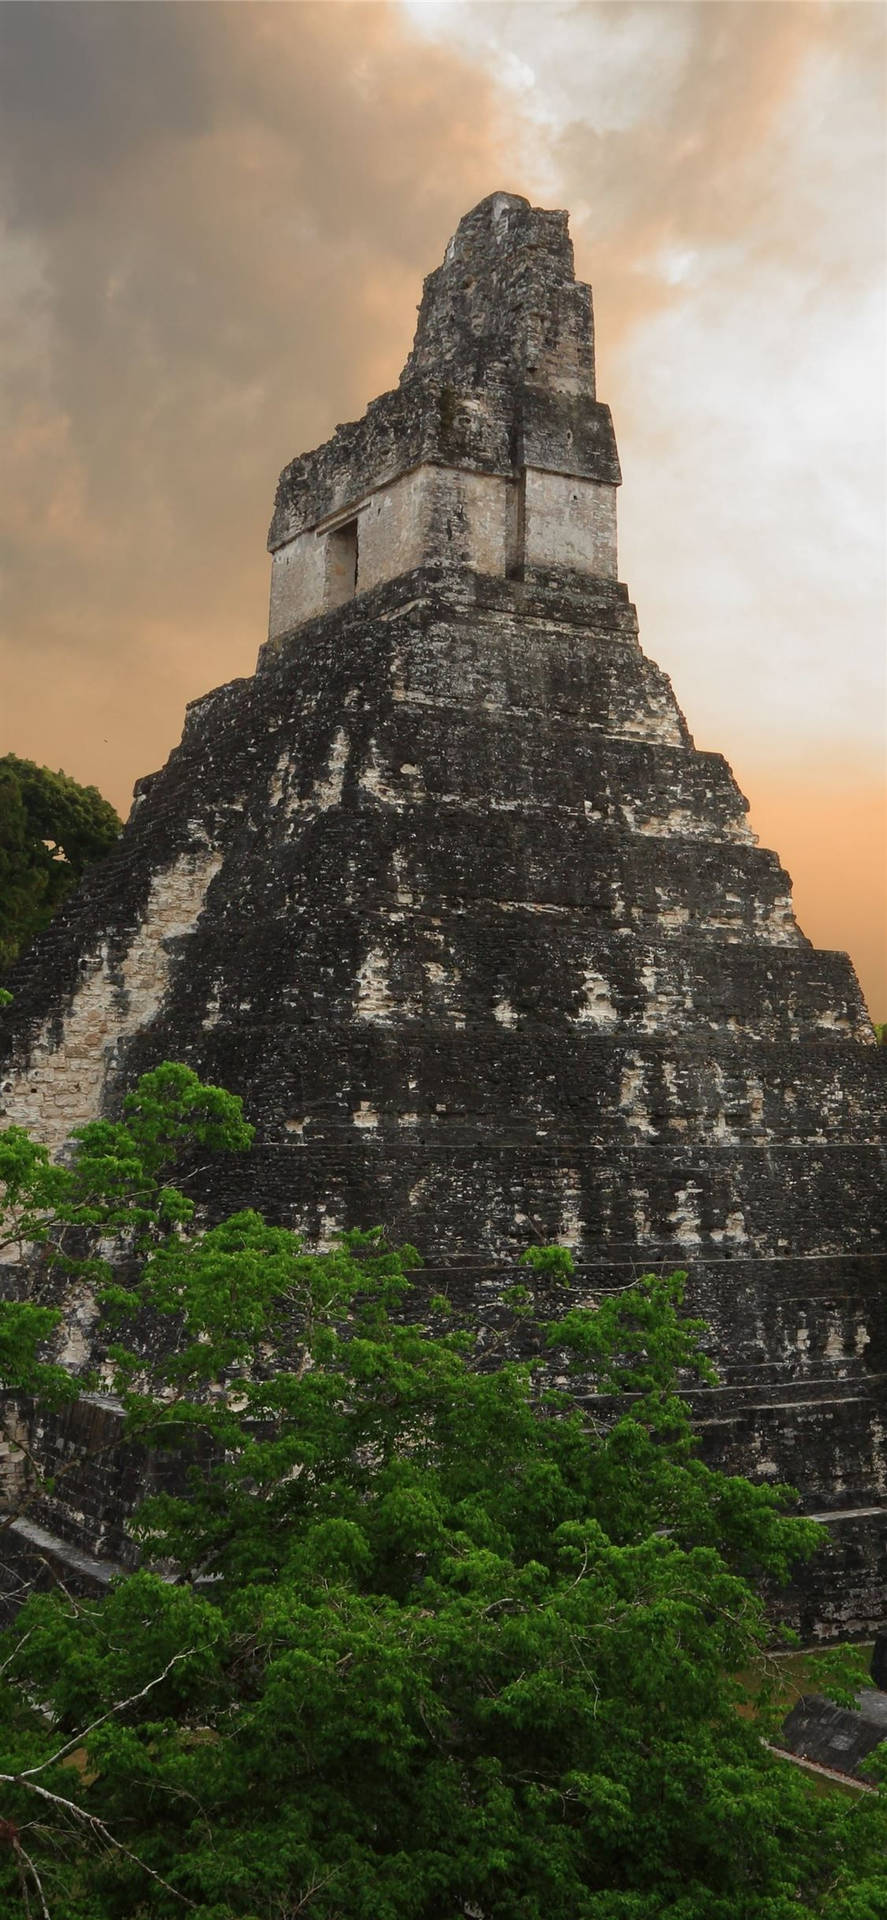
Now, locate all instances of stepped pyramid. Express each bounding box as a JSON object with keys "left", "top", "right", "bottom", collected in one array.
[{"left": 2, "top": 194, "right": 885, "bottom": 1633}]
